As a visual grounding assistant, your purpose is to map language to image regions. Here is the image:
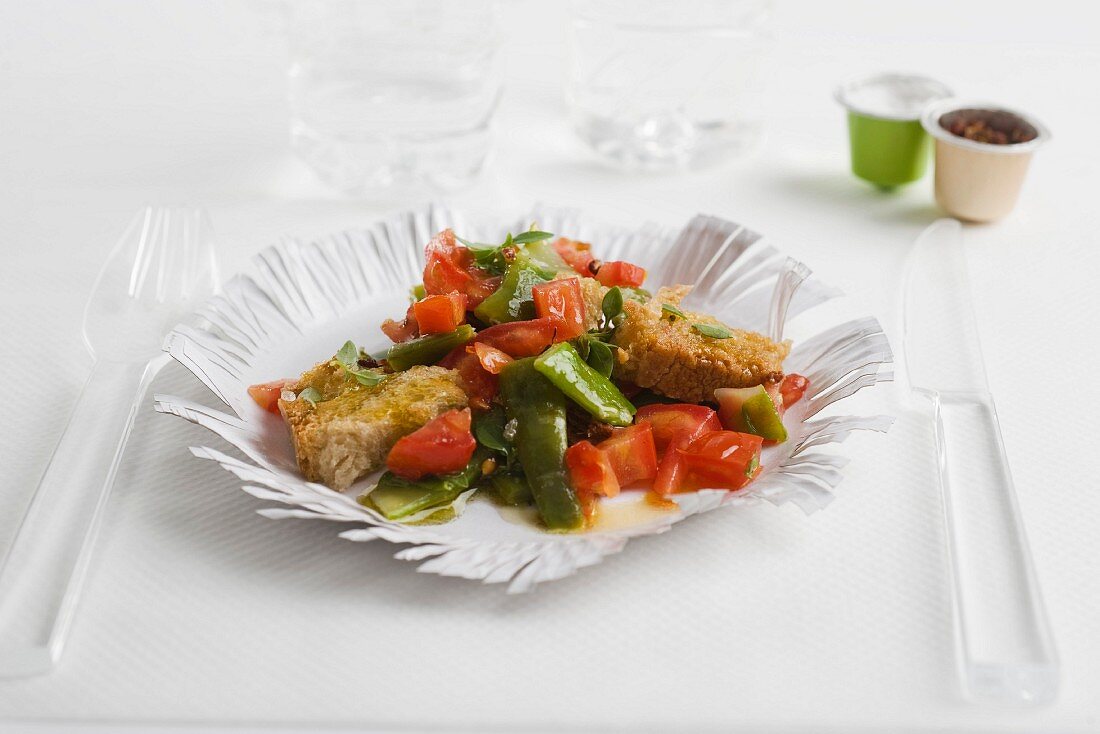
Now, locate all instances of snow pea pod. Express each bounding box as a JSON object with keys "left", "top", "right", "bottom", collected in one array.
[
  {"left": 385, "top": 324, "right": 475, "bottom": 371},
  {"left": 362, "top": 448, "right": 489, "bottom": 520},
  {"left": 533, "top": 342, "right": 635, "bottom": 427},
  {"left": 499, "top": 358, "right": 583, "bottom": 531},
  {"left": 473, "top": 253, "right": 549, "bottom": 325}
]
